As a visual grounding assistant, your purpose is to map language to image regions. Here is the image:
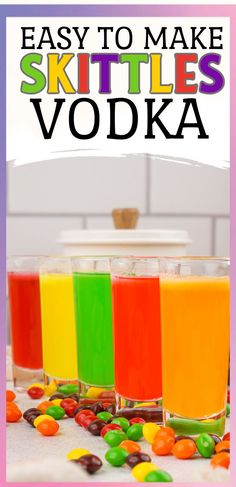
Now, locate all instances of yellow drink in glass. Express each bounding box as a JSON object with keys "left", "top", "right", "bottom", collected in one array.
[
  {"left": 160, "top": 258, "right": 230, "bottom": 436},
  {"left": 40, "top": 270, "right": 77, "bottom": 382}
]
